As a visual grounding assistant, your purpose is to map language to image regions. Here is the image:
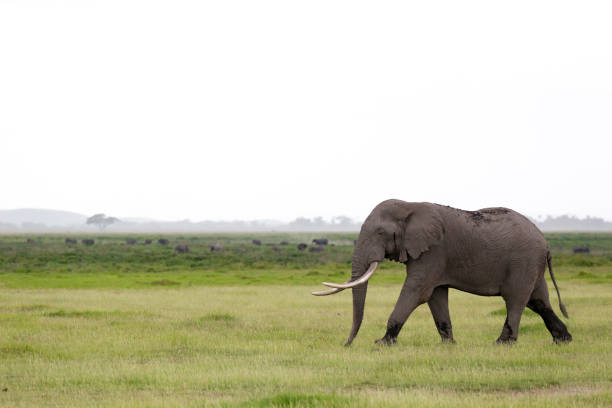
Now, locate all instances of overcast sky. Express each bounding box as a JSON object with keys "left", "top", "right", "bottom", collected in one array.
[{"left": 1, "top": 1, "right": 611, "bottom": 222}]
